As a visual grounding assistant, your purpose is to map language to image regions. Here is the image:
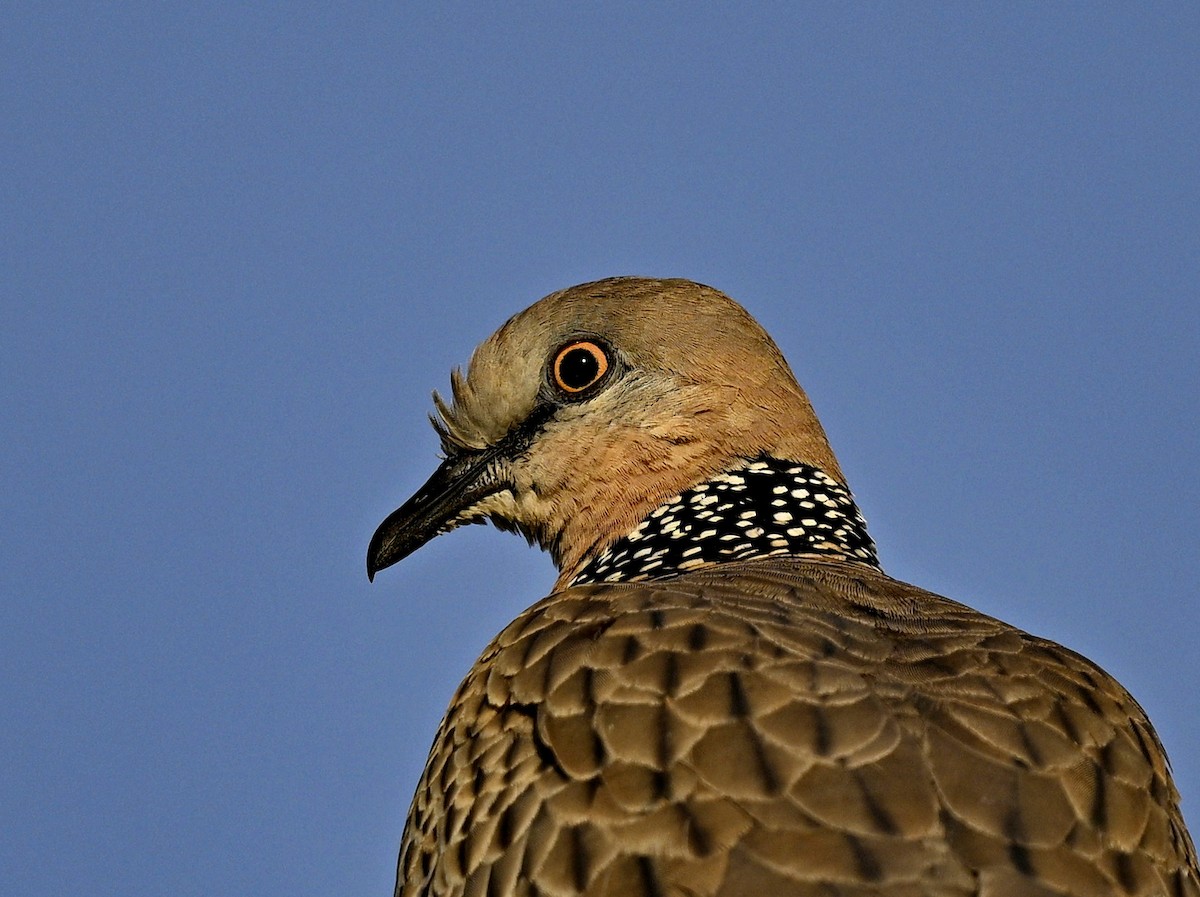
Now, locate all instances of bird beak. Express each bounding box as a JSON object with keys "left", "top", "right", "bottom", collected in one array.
[{"left": 367, "top": 447, "right": 508, "bottom": 581}]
